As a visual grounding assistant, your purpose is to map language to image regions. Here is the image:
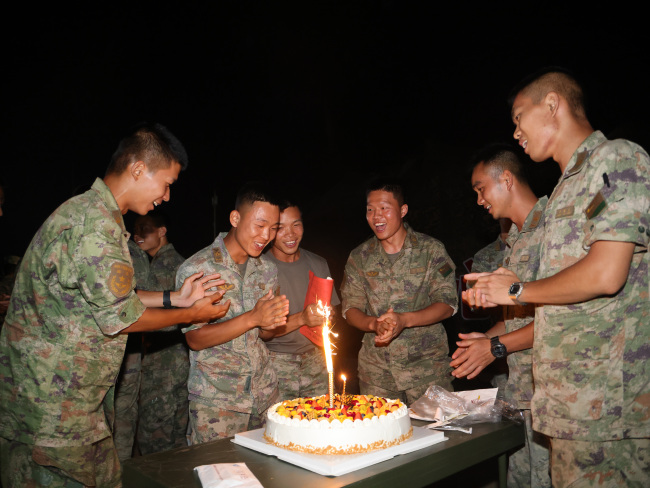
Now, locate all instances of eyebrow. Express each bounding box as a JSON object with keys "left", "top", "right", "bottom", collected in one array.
[{"left": 472, "top": 180, "right": 483, "bottom": 189}]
